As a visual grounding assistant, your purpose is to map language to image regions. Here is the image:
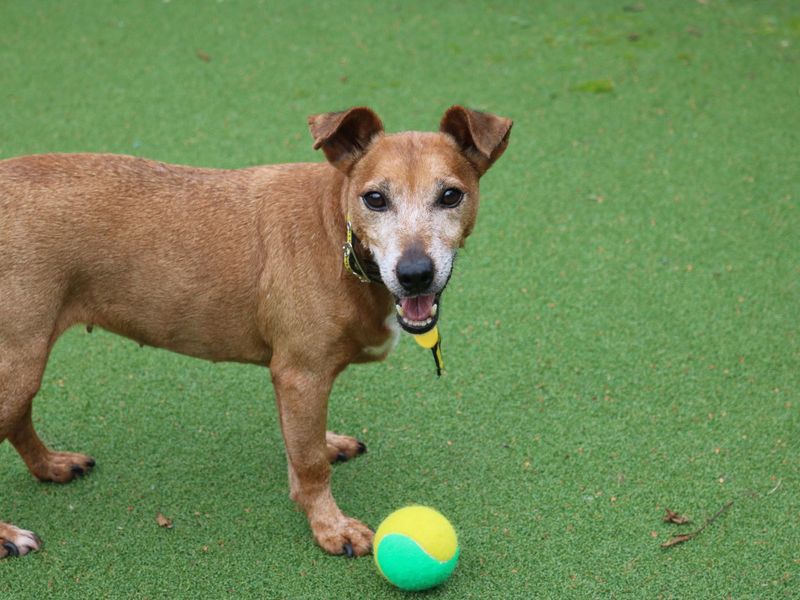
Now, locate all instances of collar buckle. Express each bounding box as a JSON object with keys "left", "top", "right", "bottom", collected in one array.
[{"left": 343, "top": 220, "right": 374, "bottom": 284}]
